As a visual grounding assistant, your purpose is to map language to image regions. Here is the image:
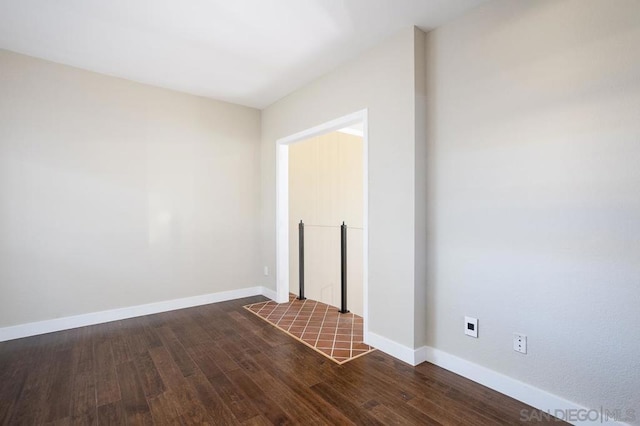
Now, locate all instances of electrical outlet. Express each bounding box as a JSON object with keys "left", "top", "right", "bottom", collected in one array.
[
  {"left": 263, "top": 266, "right": 269, "bottom": 276},
  {"left": 464, "top": 316, "right": 478, "bottom": 338},
  {"left": 513, "top": 333, "right": 527, "bottom": 354}
]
